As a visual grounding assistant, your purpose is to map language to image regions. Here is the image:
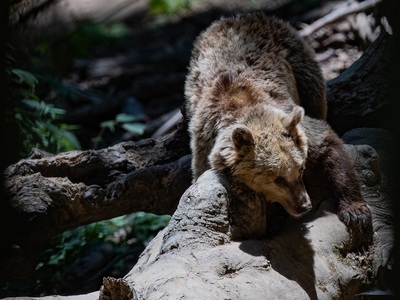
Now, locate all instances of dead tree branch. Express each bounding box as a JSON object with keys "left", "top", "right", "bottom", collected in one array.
[
  {"left": 0, "top": 124, "right": 191, "bottom": 281},
  {"left": 299, "top": 0, "right": 383, "bottom": 38}
]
